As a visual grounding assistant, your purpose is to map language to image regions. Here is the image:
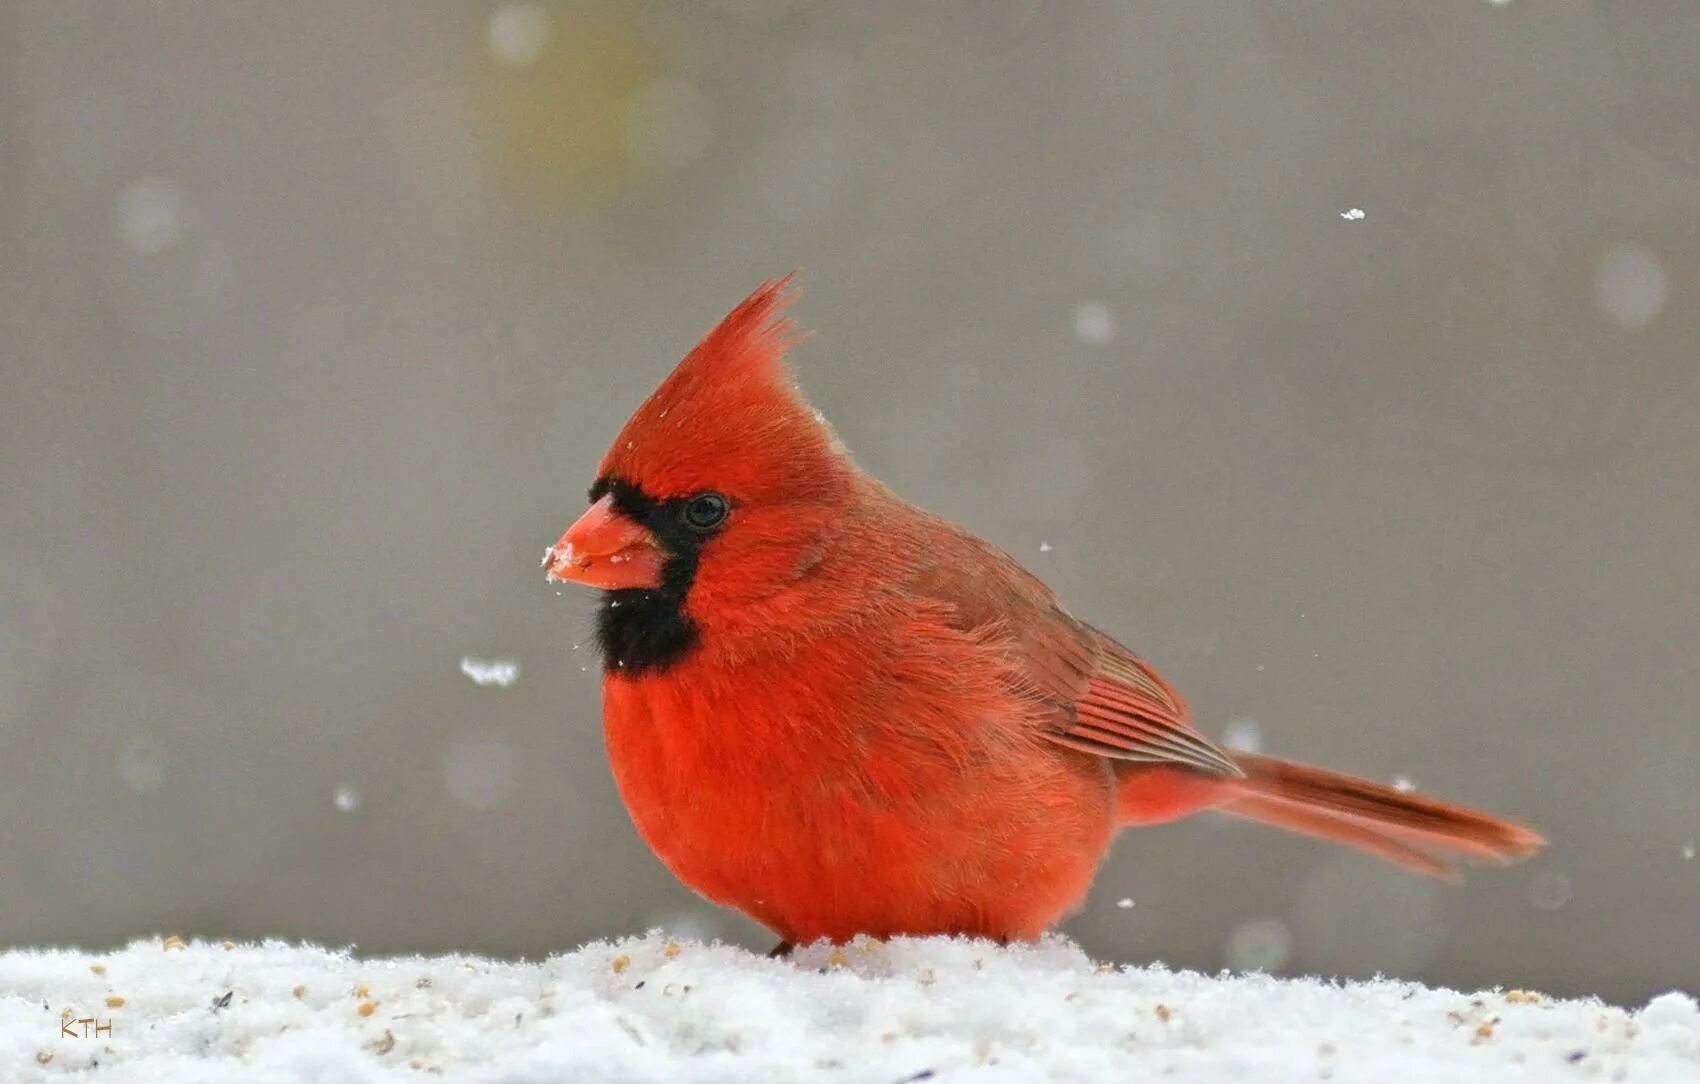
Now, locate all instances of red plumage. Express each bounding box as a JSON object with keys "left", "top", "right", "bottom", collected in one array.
[{"left": 546, "top": 278, "right": 1543, "bottom": 947}]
